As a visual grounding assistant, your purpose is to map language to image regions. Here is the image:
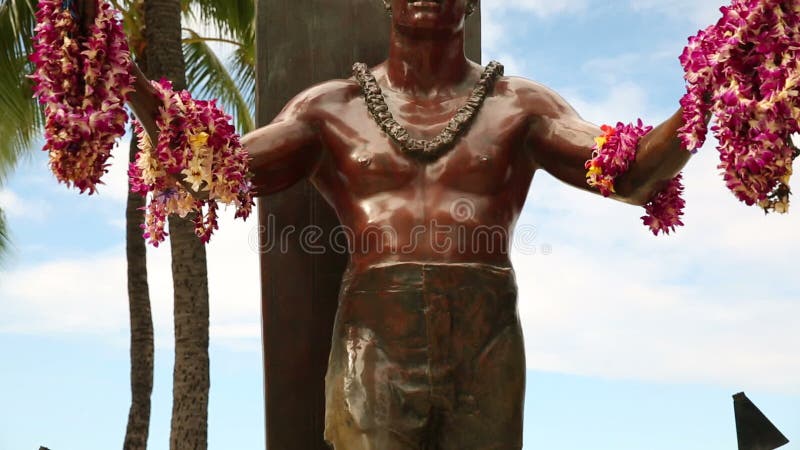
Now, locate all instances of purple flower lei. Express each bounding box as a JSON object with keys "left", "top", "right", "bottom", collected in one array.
[
  {"left": 586, "top": 121, "right": 687, "bottom": 236},
  {"left": 30, "top": 1, "right": 253, "bottom": 245},
  {"left": 680, "top": 0, "right": 800, "bottom": 213},
  {"left": 129, "top": 80, "right": 254, "bottom": 246},
  {"left": 29, "top": 0, "right": 135, "bottom": 194}
]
